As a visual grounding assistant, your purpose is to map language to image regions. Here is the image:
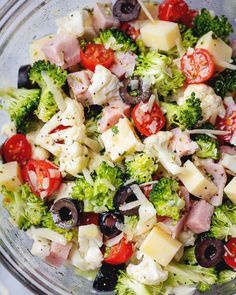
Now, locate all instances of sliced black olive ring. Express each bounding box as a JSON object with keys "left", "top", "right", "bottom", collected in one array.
[{"left": 113, "top": 0, "right": 141, "bottom": 22}]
